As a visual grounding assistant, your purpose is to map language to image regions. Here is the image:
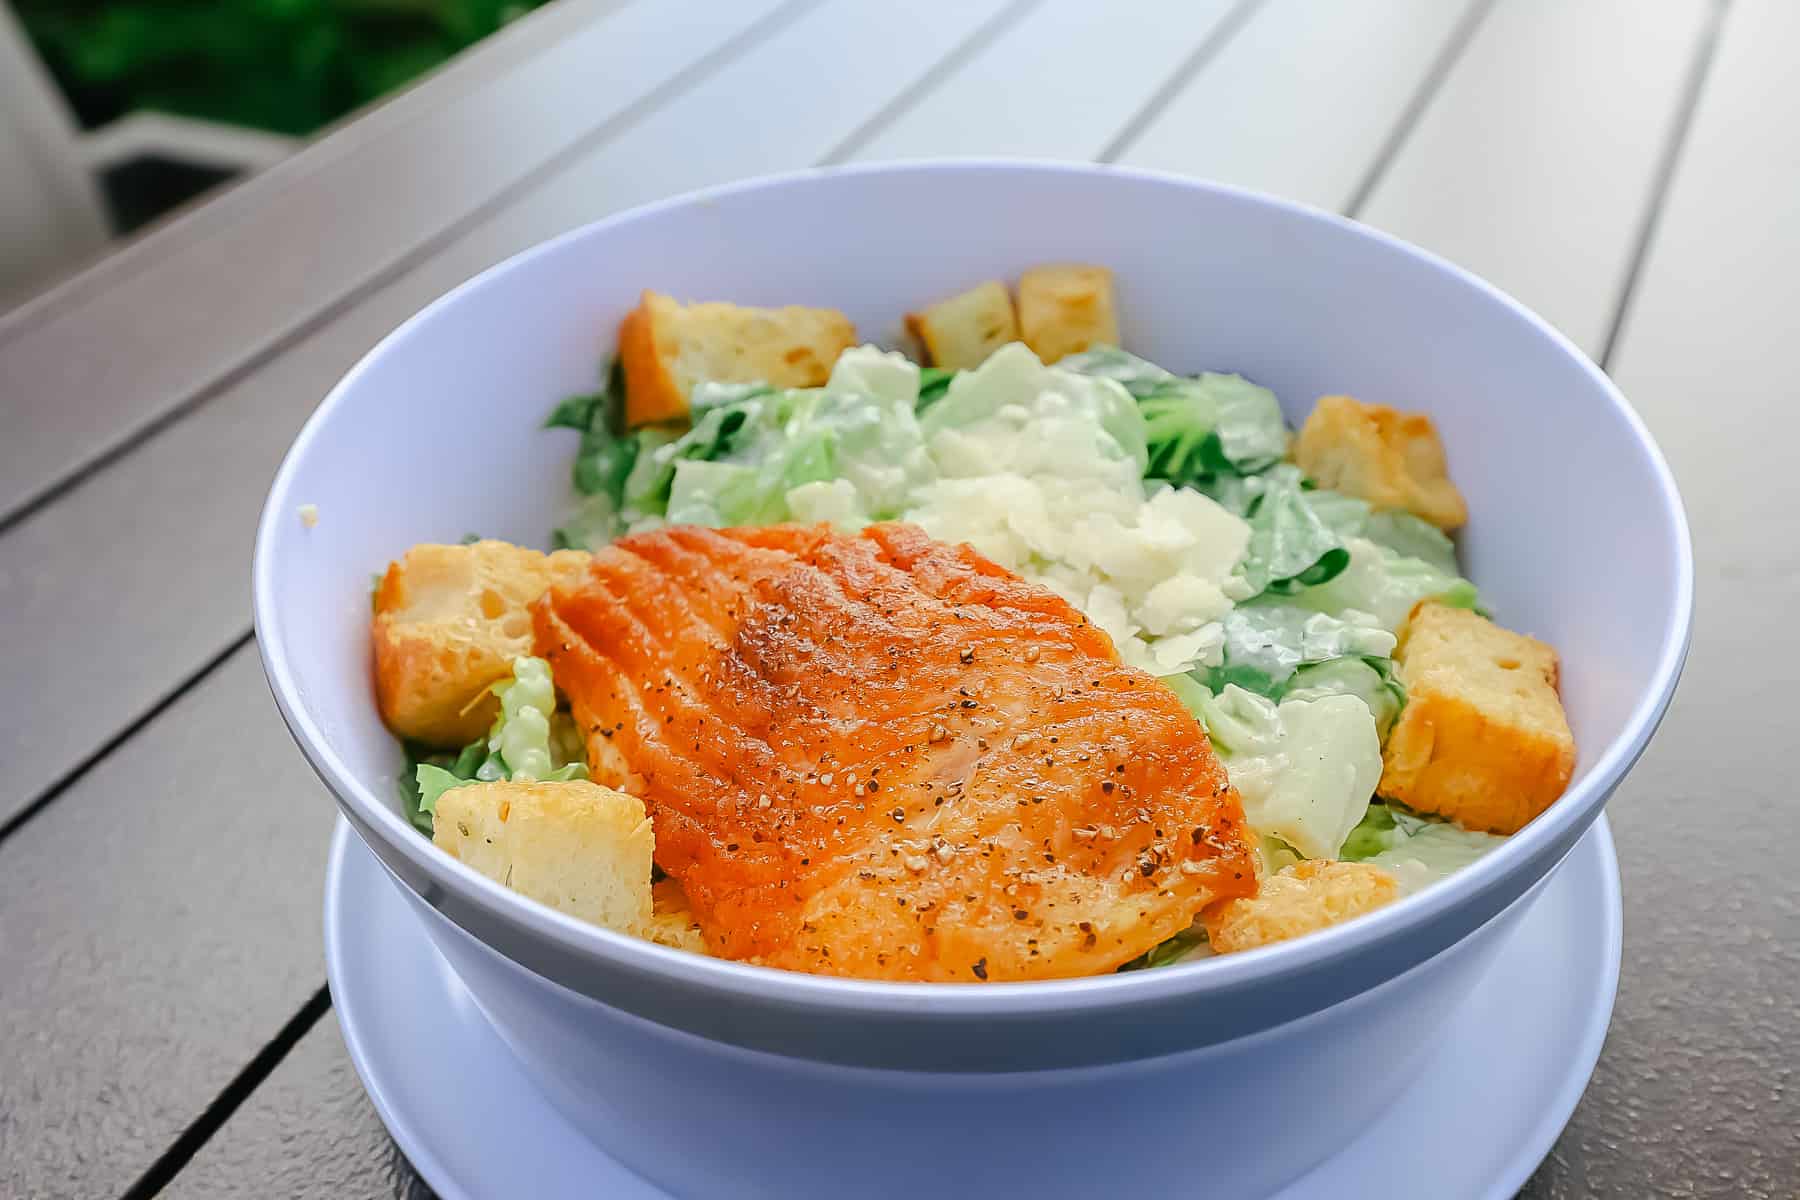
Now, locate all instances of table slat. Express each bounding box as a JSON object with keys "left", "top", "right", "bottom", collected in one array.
[
  {"left": 0, "top": 9, "right": 1051, "bottom": 1192},
  {"left": 0, "top": 647, "right": 339, "bottom": 1200},
  {"left": 410, "top": 0, "right": 1022, "bottom": 245},
  {"left": 0, "top": 0, "right": 1014, "bottom": 827},
  {"left": 161, "top": 1018, "right": 435, "bottom": 1200},
  {"left": 843, "top": 0, "right": 1240, "bottom": 161},
  {"left": 0, "top": 0, "right": 619, "bottom": 334},
  {"left": 1356, "top": 0, "right": 1715, "bottom": 356},
  {"left": 1518, "top": 1, "right": 1800, "bottom": 1192},
  {"left": 14, "top": 1, "right": 1787, "bottom": 1194},
  {"left": 1113, "top": 0, "right": 1479, "bottom": 210},
  {"left": 0, "top": 0, "right": 791, "bottom": 524}
]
